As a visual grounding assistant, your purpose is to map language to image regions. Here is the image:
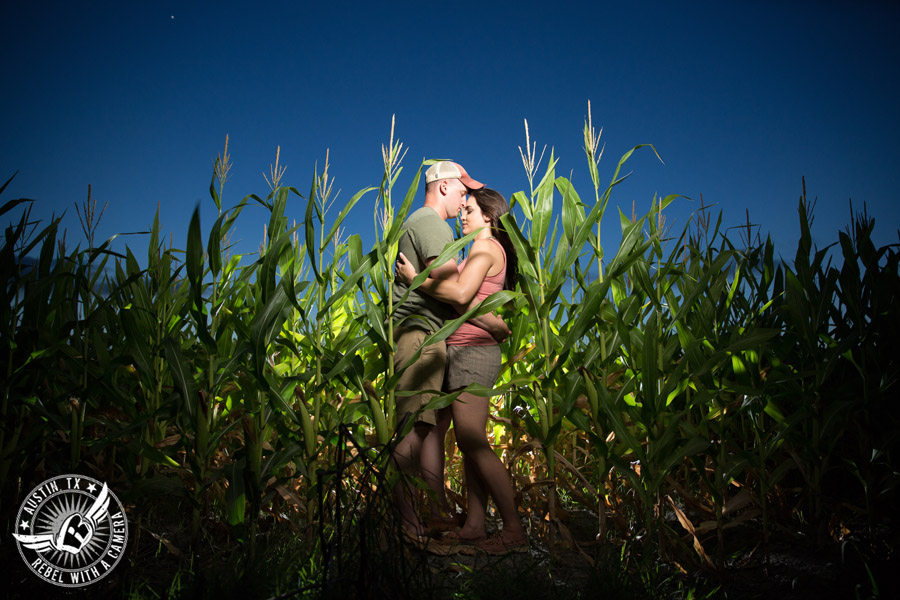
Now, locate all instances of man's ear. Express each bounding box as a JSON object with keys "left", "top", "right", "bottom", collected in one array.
[{"left": 438, "top": 179, "right": 448, "bottom": 196}]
